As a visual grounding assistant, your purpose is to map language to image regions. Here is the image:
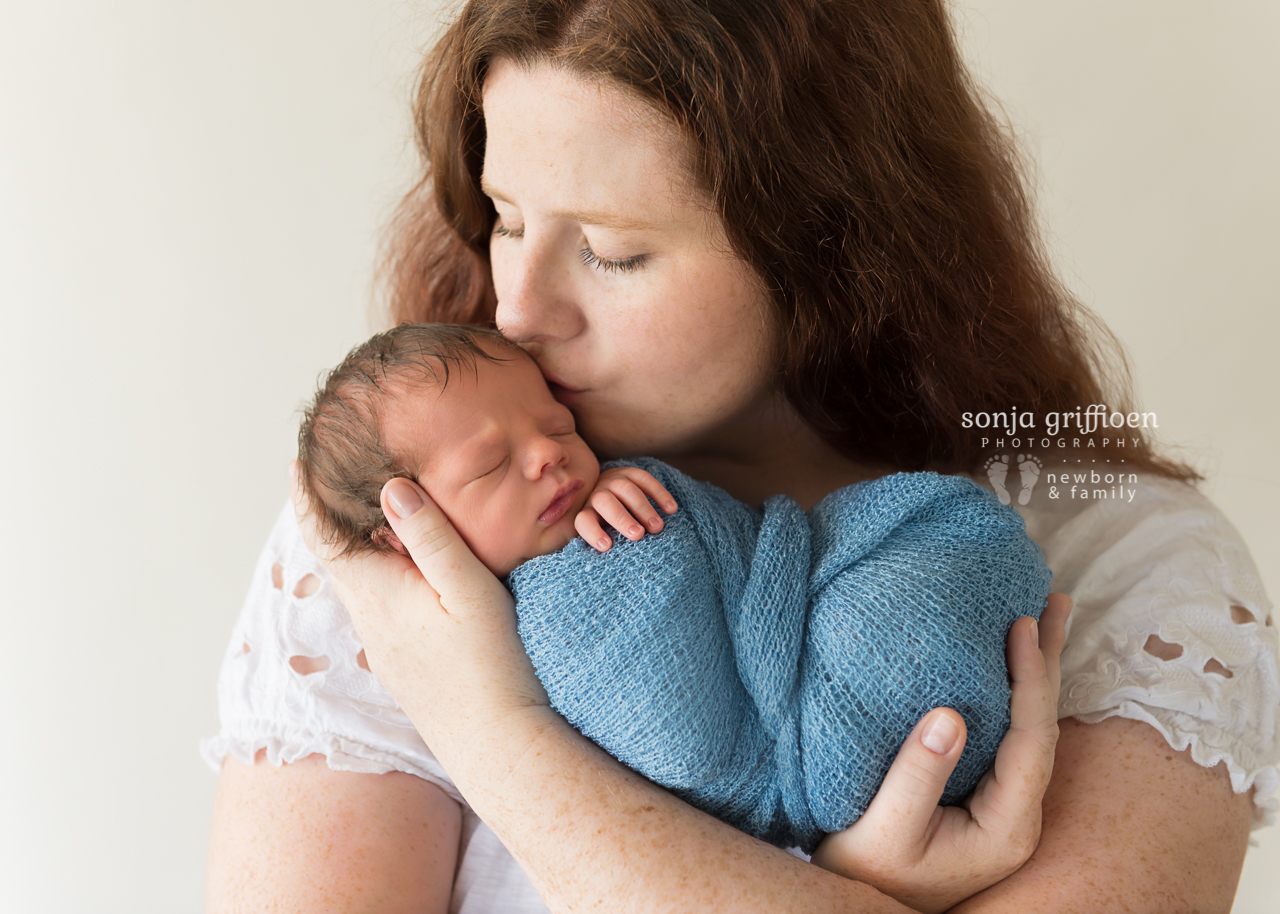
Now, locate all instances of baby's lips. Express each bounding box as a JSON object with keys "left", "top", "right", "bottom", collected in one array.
[{"left": 539, "top": 478, "right": 585, "bottom": 526}]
